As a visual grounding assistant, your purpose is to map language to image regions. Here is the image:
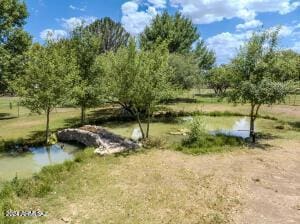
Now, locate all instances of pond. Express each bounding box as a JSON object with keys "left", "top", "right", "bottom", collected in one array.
[{"left": 0, "top": 143, "right": 81, "bottom": 182}]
